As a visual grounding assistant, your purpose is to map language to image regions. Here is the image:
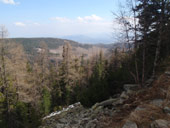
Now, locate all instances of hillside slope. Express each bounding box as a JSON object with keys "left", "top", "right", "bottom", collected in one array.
[
  {"left": 8, "top": 38, "right": 126, "bottom": 56},
  {"left": 9, "top": 38, "right": 93, "bottom": 54},
  {"left": 8, "top": 38, "right": 114, "bottom": 61},
  {"left": 40, "top": 57, "right": 170, "bottom": 128}
]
